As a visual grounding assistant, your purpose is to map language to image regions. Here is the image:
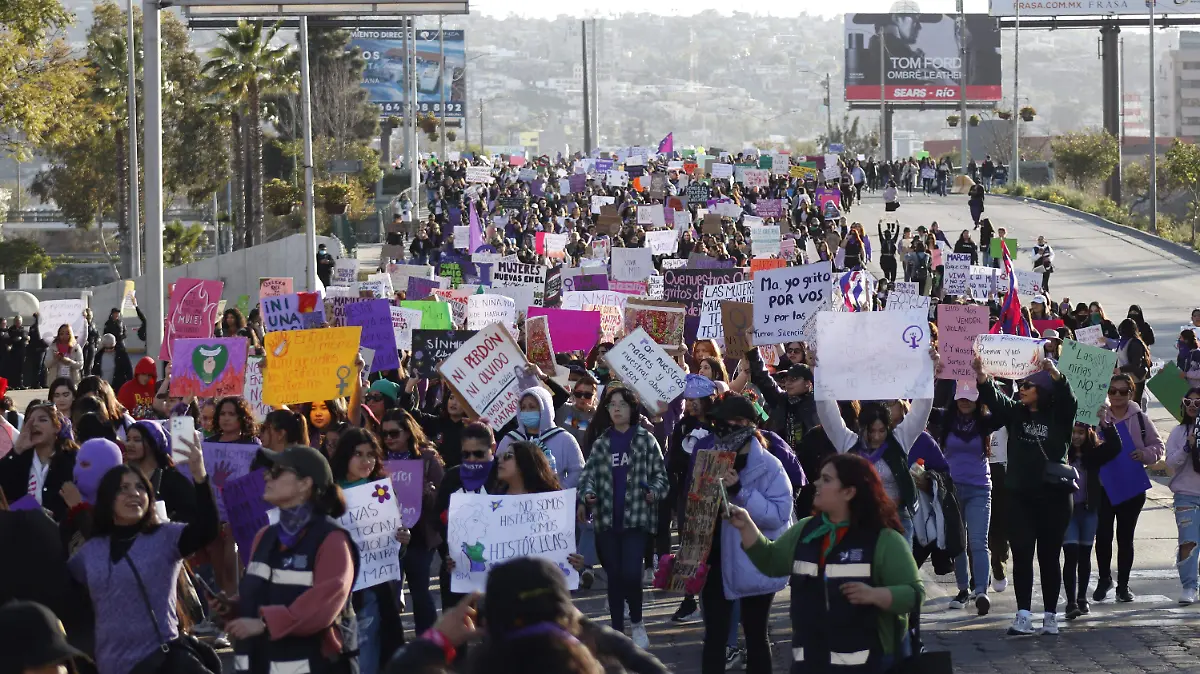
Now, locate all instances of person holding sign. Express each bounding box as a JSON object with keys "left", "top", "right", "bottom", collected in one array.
[
  {"left": 434, "top": 423, "right": 502, "bottom": 614},
  {"left": 43, "top": 324, "right": 84, "bottom": 388},
  {"left": 1092, "top": 373, "right": 1164, "bottom": 605},
  {"left": 813, "top": 345, "right": 940, "bottom": 547},
  {"left": 216, "top": 445, "right": 359, "bottom": 674},
  {"left": 68, "top": 438, "right": 217, "bottom": 674},
  {"left": 1165, "top": 388, "right": 1200, "bottom": 605},
  {"left": 727, "top": 454, "right": 924, "bottom": 672},
  {"left": 331, "top": 429, "right": 408, "bottom": 674},
  {"left": 971, "top": 354, "right": 1076, "bottom": 636},
  {"left": 1176, "top": 329, "right": 1200, "bottom": 389},
  {"left": 576, "top": 386, "right": 669, "bottom": 649}
]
